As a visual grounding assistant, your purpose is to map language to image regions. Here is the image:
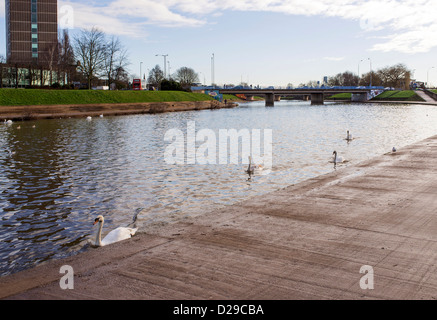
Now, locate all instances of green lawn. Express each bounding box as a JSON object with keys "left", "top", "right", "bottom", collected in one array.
[
  {"left": 222, "top": 94, "right": 242, "bottom": 101},
  {"left": 371, "top": 90, "right": 424, "bottom": 101},
  {"left": 0, "top": 89, "right": 213, "bottom": 106},
  {"left": 328, "top": 90, "right": 425, "bottom": 102},
  {"left": 327, "top": 93, "right": 352, "bottom": 100}
]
